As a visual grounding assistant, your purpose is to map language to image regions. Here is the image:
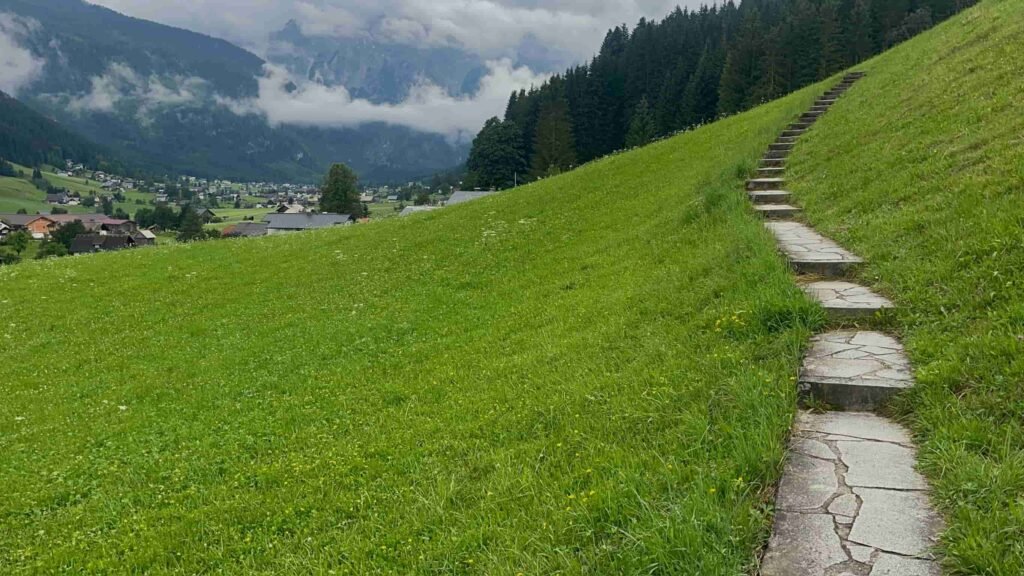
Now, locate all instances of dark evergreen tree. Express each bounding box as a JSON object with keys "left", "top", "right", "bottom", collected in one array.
[
  {"left": 319, "top": 163, "right": 361, "bottom": 215},
  {"left": 625, "top": 98, "right": 657, "bottom": 148},
  {"left": 818, "top": 0, "right": 846, "bottom": 79},
  {"left": 530, "top": 98, "right": 577, "bottom": 178},
  {"left": 465, "top": 118, "right": 526, "bottom": 190},
  {"left": 719, "top": 9, "right": 765, "bottom": 114},
  {"left": 681, "top": 46, "right": 723, "bottom": 126}
]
